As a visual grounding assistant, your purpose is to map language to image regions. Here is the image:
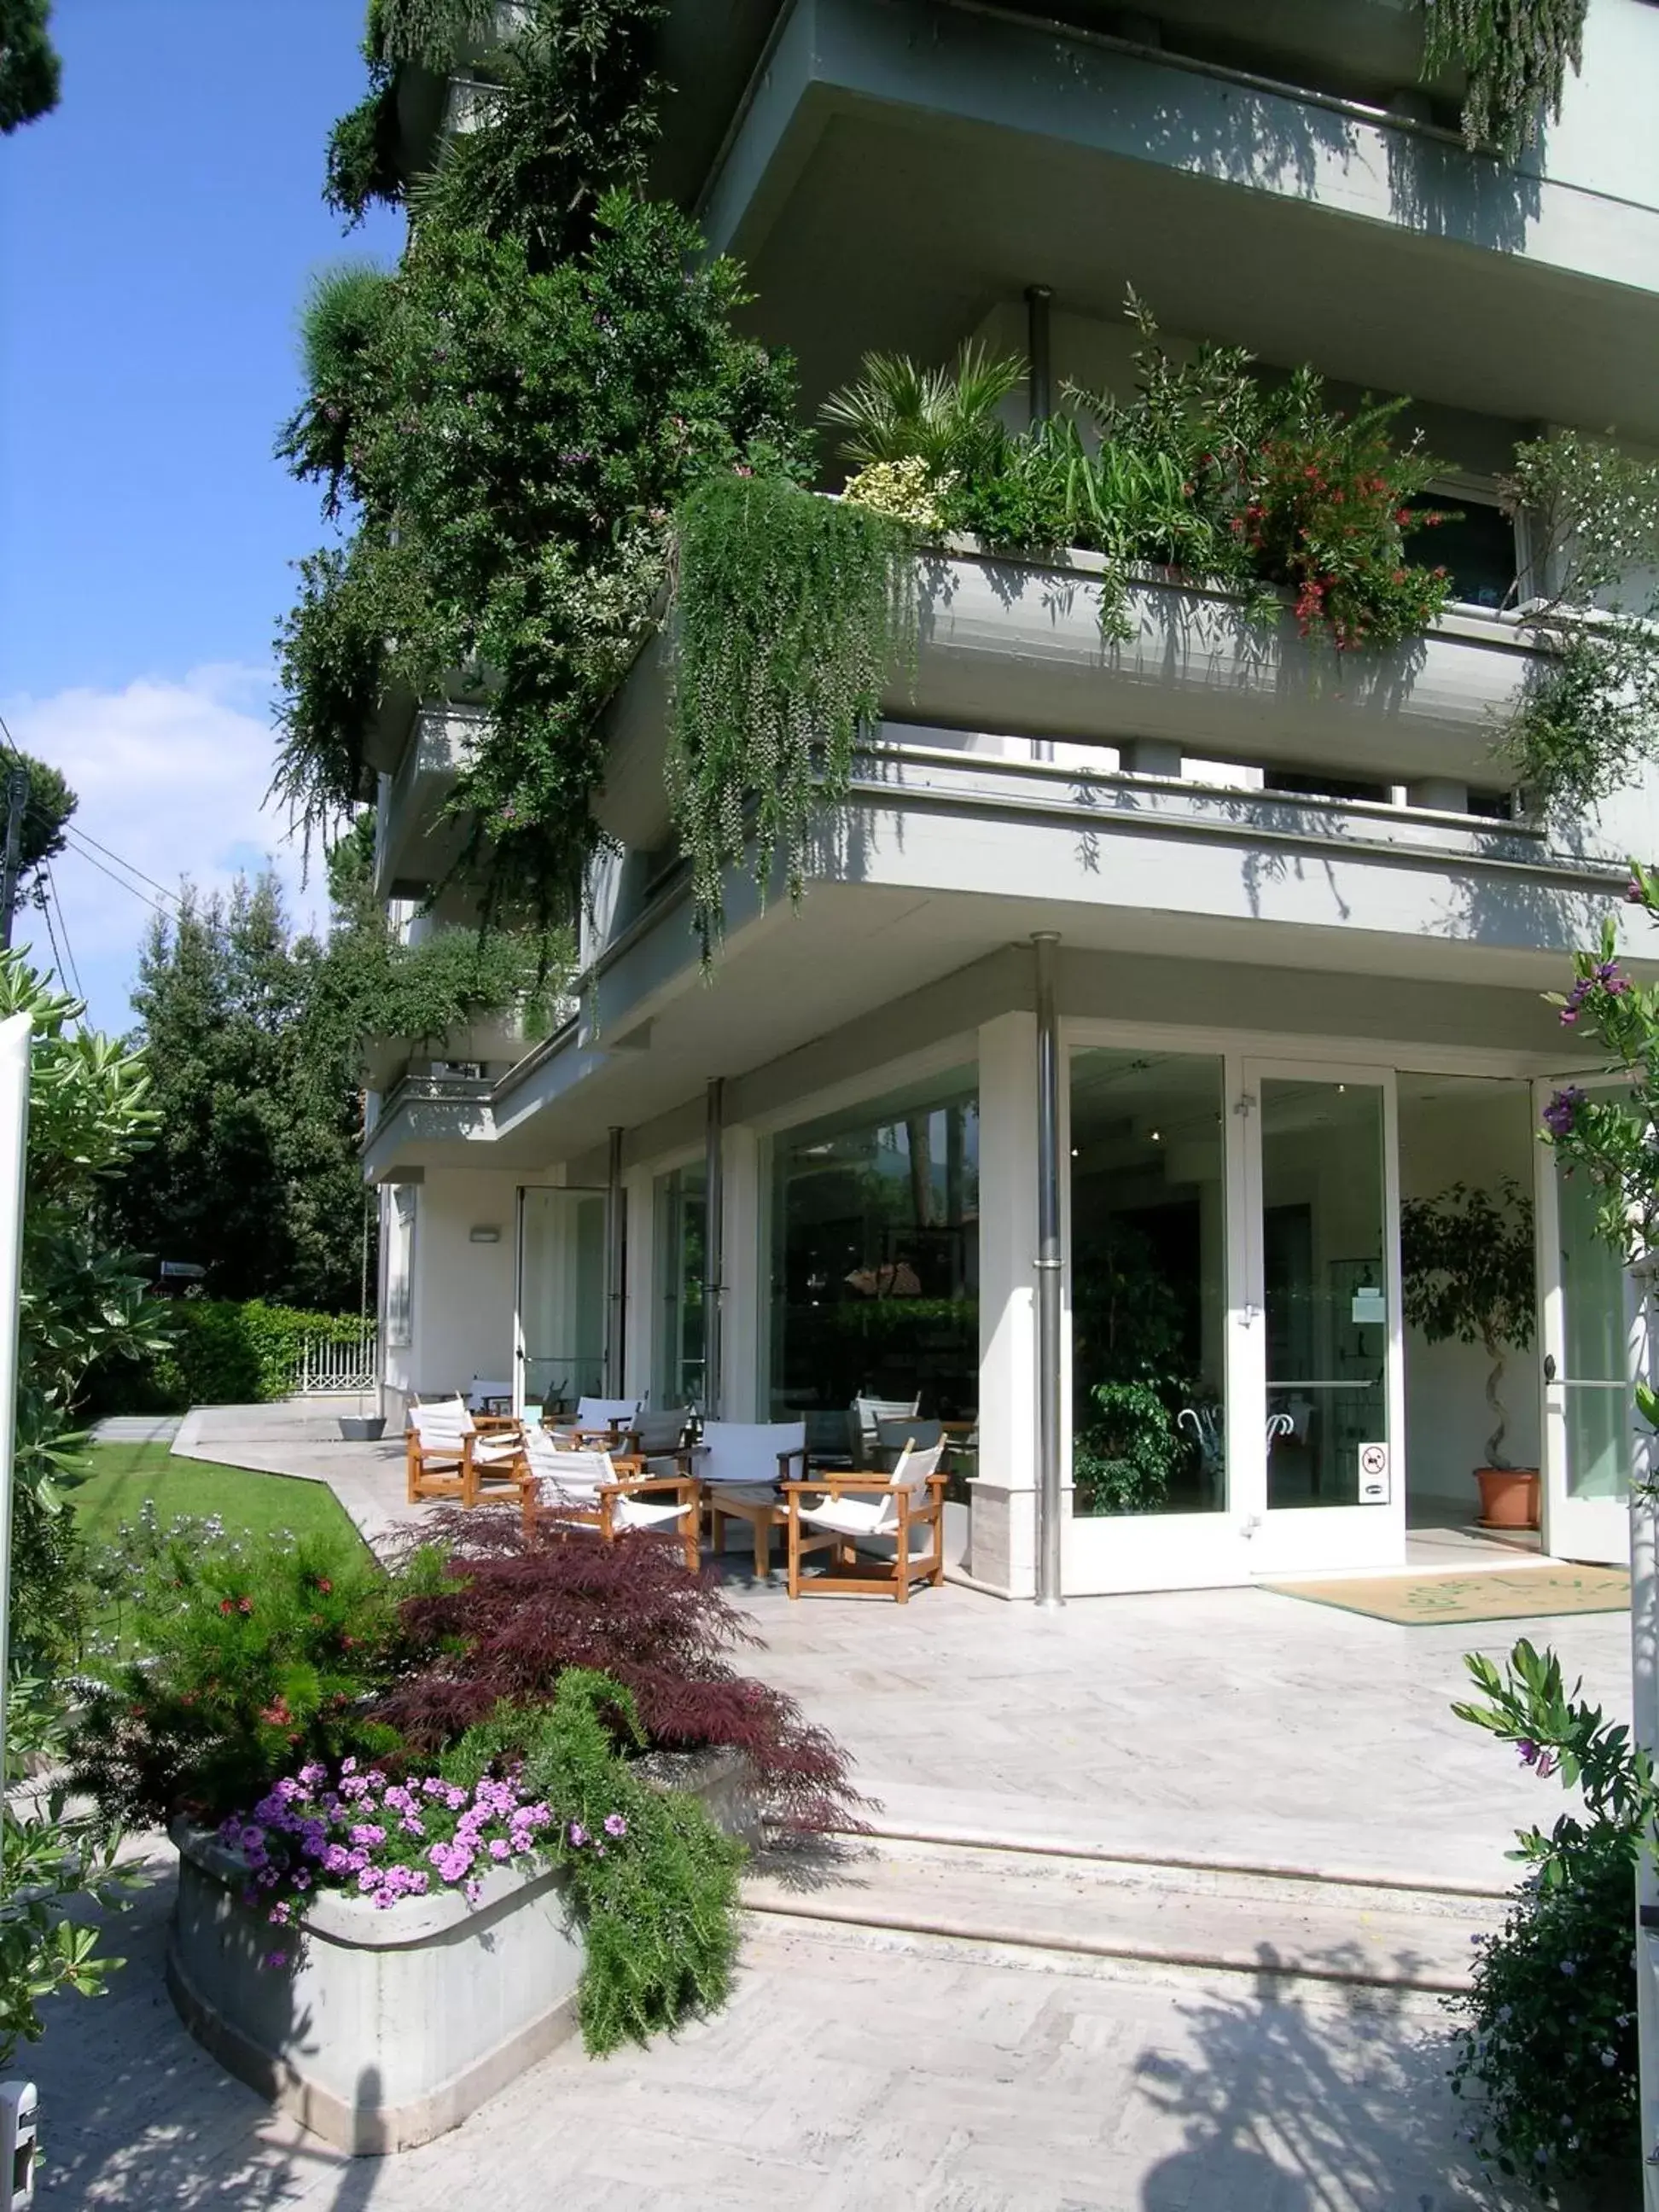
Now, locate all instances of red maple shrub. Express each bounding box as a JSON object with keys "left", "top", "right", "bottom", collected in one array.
[{"left": 379, "top": 1514, "right": 862, "bottom": 1834}]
